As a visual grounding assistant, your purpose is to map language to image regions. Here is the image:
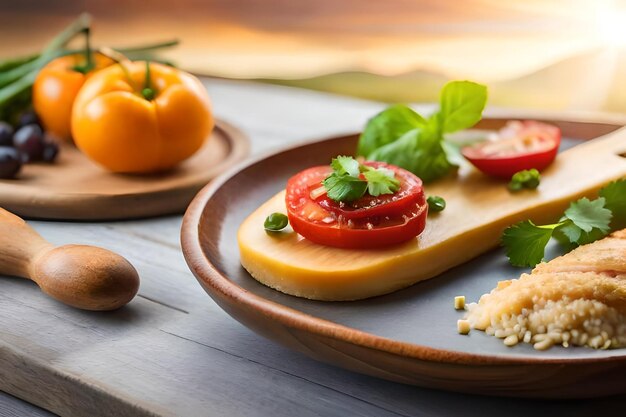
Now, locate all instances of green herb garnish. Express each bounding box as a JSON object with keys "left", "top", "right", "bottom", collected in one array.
[
  {"left": 502, "top": 179, "right": 624, "bottom": 267},
  {"left": 323, "top": 173, "right": 368, "bottom": 202},
  {"left": 358, "top": 81, "right": 487, "bottom": 183},
  {"left": 599, "top": 179, "right": 626, "bottom": 229},
  {"left": 0, "top": 13, "right": 178, "bottom": 122},
  {"left": 508, "top": 169, "right": 540, "bottom": 192},
  {"left": 264, "top": 213, "right": 289, "bottom": 231},
  {"left": 502, "top": 221, "right": 555, "bottom": 267},
  {"left": 322, "top": 156, "right": 400, "bottom": 203},
  {"left": 362, "top": 166, "right": 400, "bottom": 196},
  {"left": 427, "top": 195, "right": 446, "bottom": 213},
  {"left": 331, "top": 155, "right": 360, "bottom": 177}
]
